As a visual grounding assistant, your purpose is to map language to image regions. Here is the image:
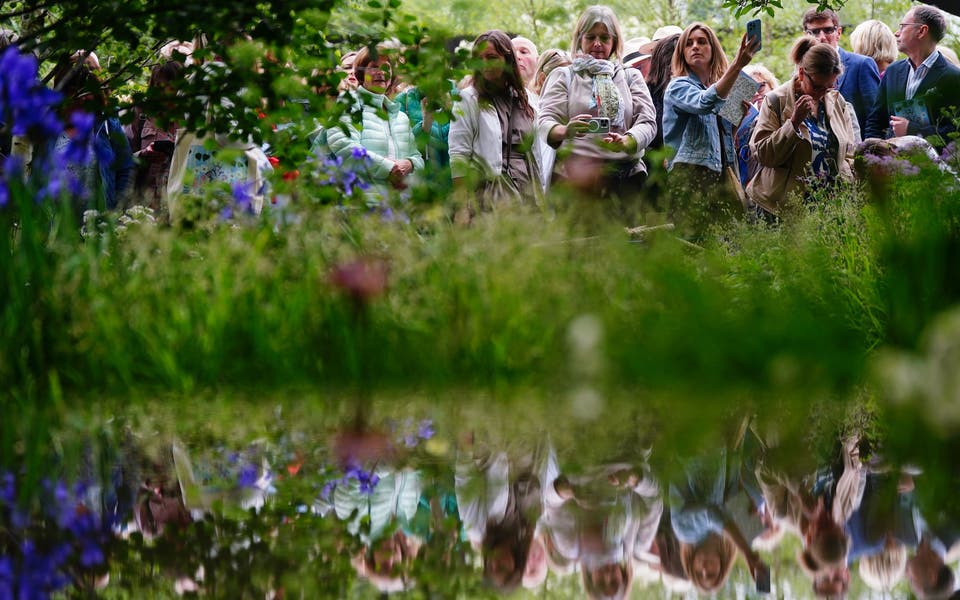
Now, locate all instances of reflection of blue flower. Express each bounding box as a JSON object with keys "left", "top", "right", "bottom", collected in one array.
[
  {"left": 238, "top": 464, "right": 259, "bottom": 488},
  {"left": 343, "top": 463, "right": 380, "bottom": 496},
  {"left": 80, "top": 544, "right": 104, "bottom": 568},
  {"left": 0, "top": 471, "right": 13, "bottom": 504},
  {"left": 320, "top": 480, "right": 337, "bottom": 501},
  {"left": 418, "top": 420, "right": 435, "bottom": 440}
]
